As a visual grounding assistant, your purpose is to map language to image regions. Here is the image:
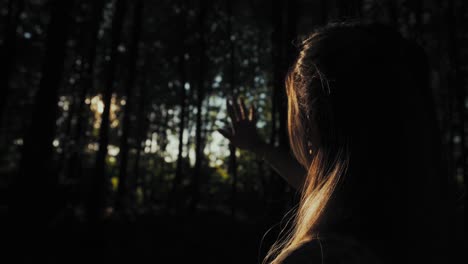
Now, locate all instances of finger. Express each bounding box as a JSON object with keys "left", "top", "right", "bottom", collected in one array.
[
  {"left": 249, "top": 103, "right": 257, "bottom": 123},
  {"left": 219, "top": 118, "right": 235, "bottom": 133},
  {"left": 226, "top": 97, "right": 238, "bottom": 122},
  {"left": 217, "top": 128, "right": 233, "bottom": 140},
  {"left": 231, "top": 95, "right": 241, "bottom": 121},
  {"left": 238, "top": 96, "right": 247, "bottom": 120}
]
